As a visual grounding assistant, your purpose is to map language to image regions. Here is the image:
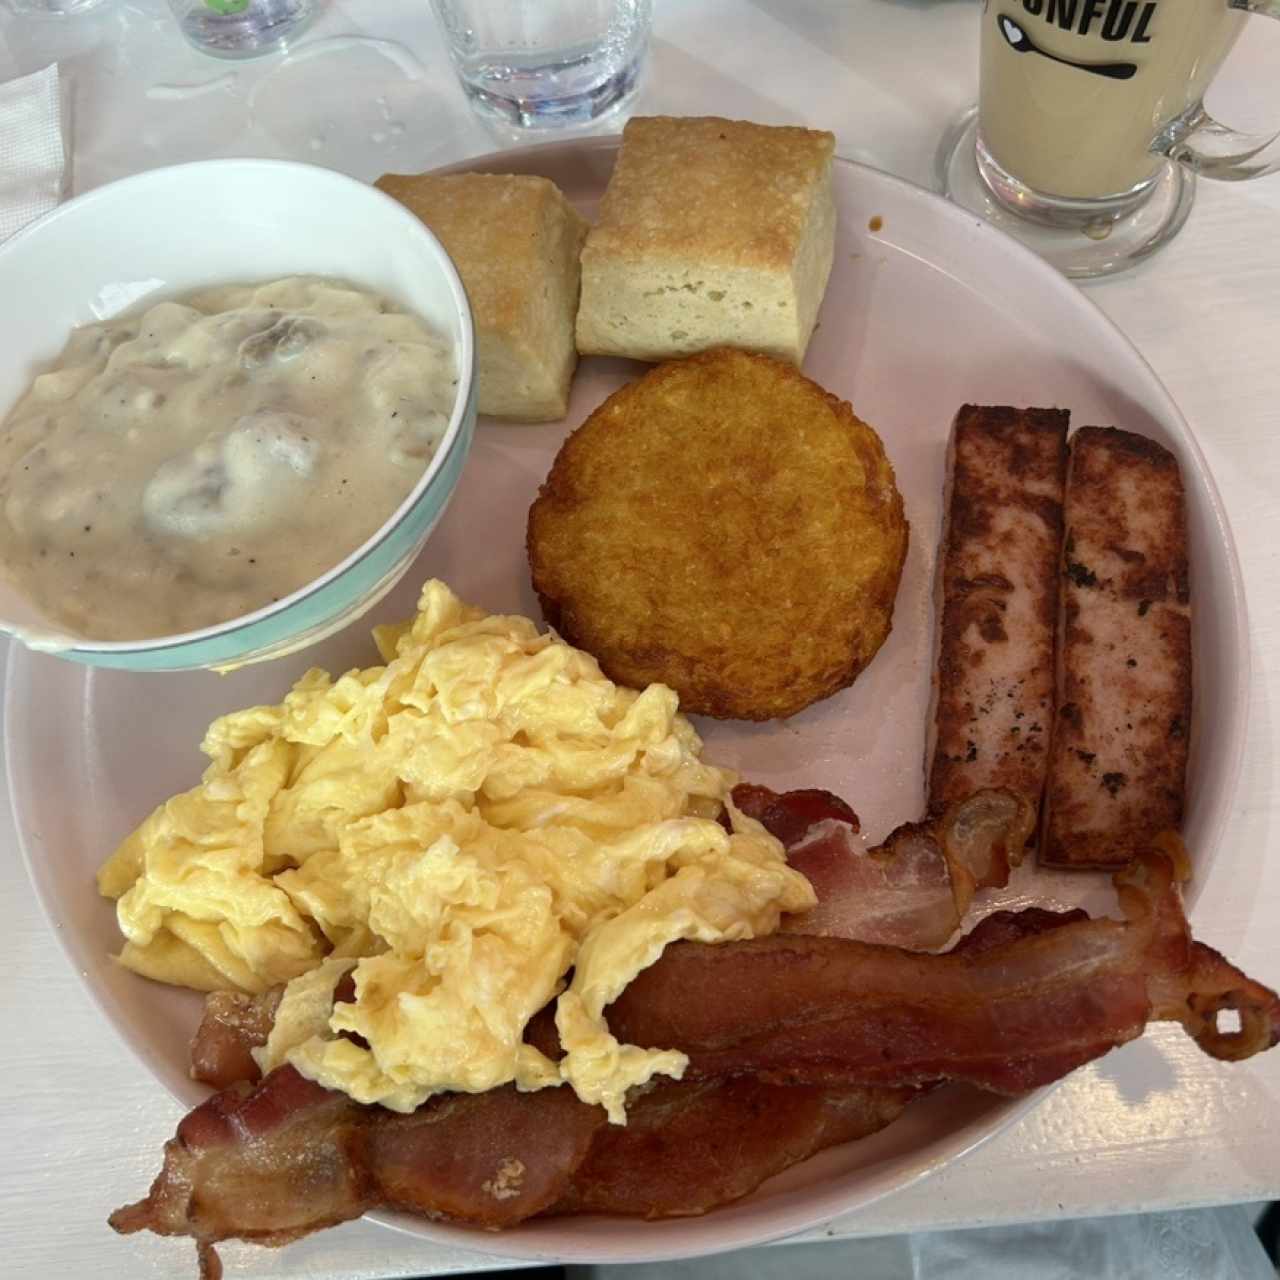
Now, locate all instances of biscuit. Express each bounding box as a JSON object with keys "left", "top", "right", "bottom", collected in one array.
[
  {"left": 576, "top": 116, "right": 836, "bottom": 366},
  {"left": 376, "top": 172, "right": 588, "bottom": 421}
]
